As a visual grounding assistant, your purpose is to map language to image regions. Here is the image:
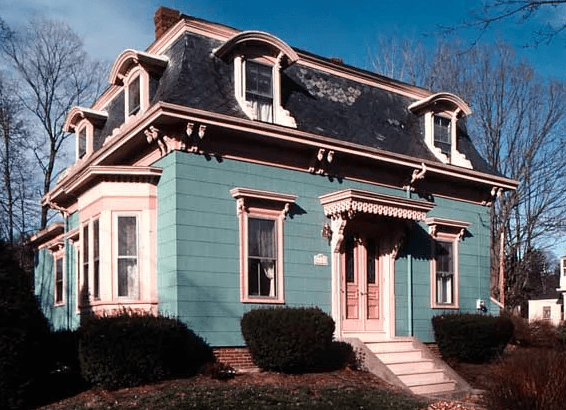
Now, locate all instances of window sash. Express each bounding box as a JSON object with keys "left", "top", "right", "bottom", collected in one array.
[
  {"left": 128, "top": 75, "right": 141, "bottom": 116},
  {"left": 55, "top": 258, "right": 64, "bottom": 303},
  {"left": 245, "top": 61, "right": 273, "bottom": 122},
  {"left": 78, "top": 127, "right": 87, "bottom": 159},
  {"left": 247, "top": 217, "right": 277, "bottom": 298},
  {"left": 117, "top": 216, "right": 139, "bottom": 299},
  {"left": 82, "top": 225, "right": 89, "bottom": 296},
  {"left": 435, "top": 240, "right": 454, "bottom": 305},
  {"left": 434, "top": 116, "right": 451, "bottom": 154},
  {"left": 93, "top": 219, "right": 100, "bottom": 300}
]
